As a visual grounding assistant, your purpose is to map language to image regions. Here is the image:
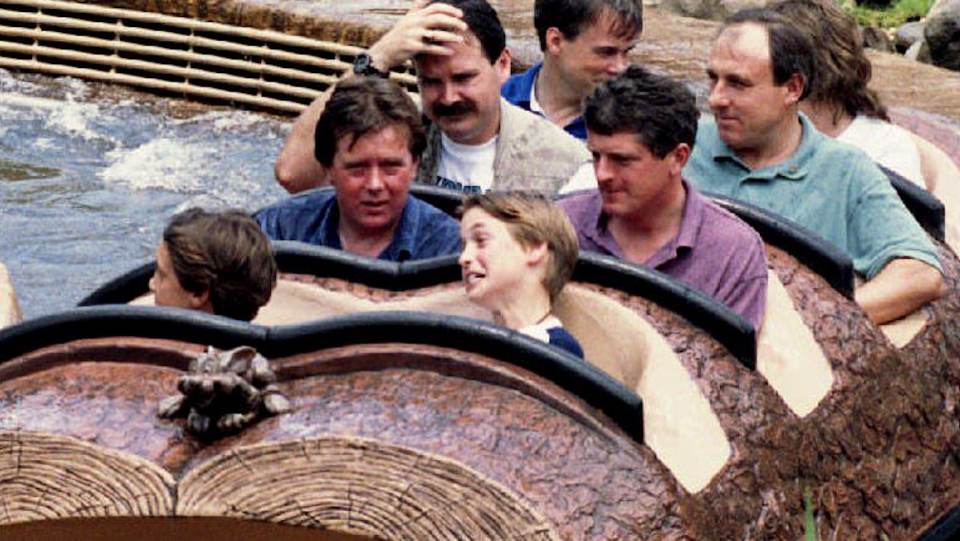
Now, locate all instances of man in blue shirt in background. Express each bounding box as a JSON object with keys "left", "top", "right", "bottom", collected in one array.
[
  {"left": 257, "top": 76, "right": 461, "bottom": 261},
  {"left": 501, "top": 0, "right": 642, "bottom": 140}
]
